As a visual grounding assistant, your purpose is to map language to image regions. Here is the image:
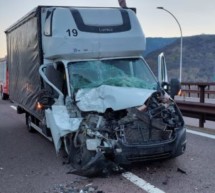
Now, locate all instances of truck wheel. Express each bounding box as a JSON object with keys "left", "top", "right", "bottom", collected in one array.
[
  {"left": 65, "top": 134, "right": 109, "bottom": 177},
  {"left": 2, "top": 94, "right": 9, "bottom": 100},
  {"left": 67, "top": 133, "right": 95, "bottom": 170},
  {"left": 0, "top": 87, "right": 7, "bottom": 100},
  {"left": 70, "top": 135, "right": 93, "bottom": 169},
  {"left": 26, "top": 114, "right": 35, "bottom": 133}
]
